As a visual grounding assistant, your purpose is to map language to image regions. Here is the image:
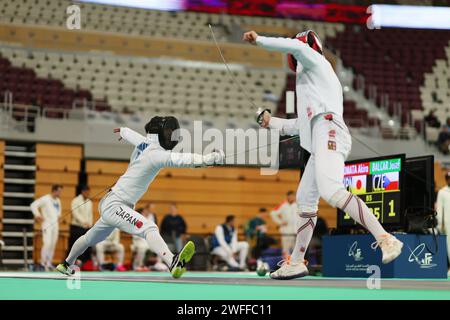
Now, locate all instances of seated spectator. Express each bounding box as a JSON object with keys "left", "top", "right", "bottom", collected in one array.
[
  {"left": 438, "top": 124, "right": 450, "bottom": 154},
  {"left": 211, "top": 215, "right": 249, "bottom": 271},
  {"left": 425, "top": 109, "right": 441, "bottom": 128},
  {"left": 131, "top": 203, "right": 166, "bottom": 271},
  {"left": 95, "top": 229, "right": 126, "bottom": 271},
  {"left": 161, "top": 203, "right": 187, "bottom": 252},
  {"left": 245, "top": 208, "right": 276, "bottom": 259}
]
